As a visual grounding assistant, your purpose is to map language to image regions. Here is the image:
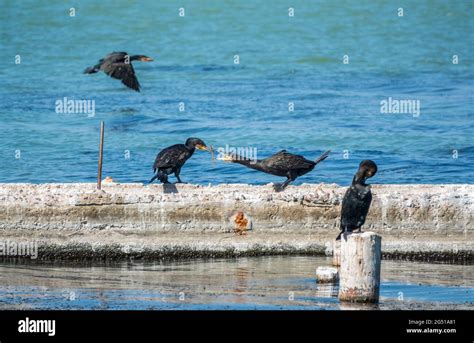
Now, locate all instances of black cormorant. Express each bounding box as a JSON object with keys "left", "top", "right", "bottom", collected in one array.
[
  {"left": 149, "top": 138, "right": 209, "bottom": 184},
  {"left": 336, "top": 160, "right": 378, "bottom": 240},
  {"left": 84, "top": 52, "right": 153, "bottom": 92},
  {"left": 221, "top": 149, "right": 330, "bottom": 190}
]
